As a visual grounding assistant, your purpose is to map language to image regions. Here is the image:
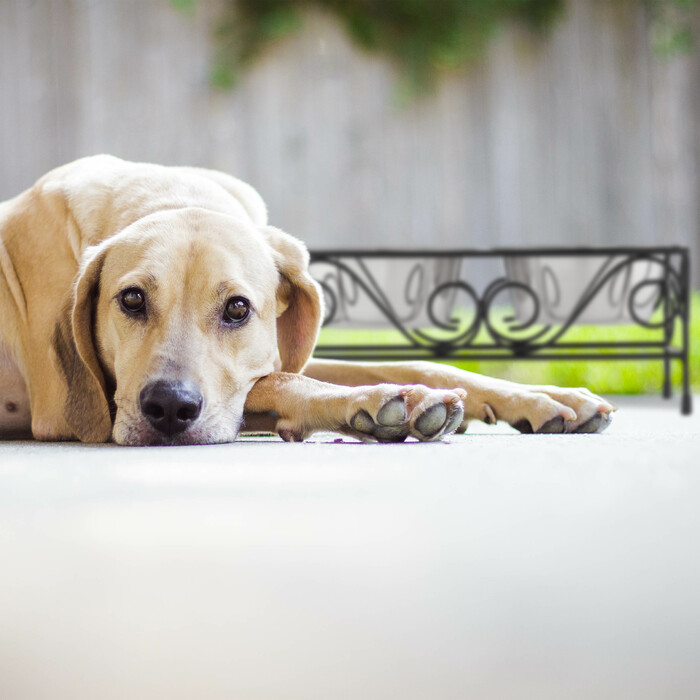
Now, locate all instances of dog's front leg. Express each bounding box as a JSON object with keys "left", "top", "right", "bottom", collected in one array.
[
  {"left": 303, "top": 360, "right": 616, "bottom": 434},
  {"left": 242, "top": 372, "right": 465, "bottom": 442}
]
